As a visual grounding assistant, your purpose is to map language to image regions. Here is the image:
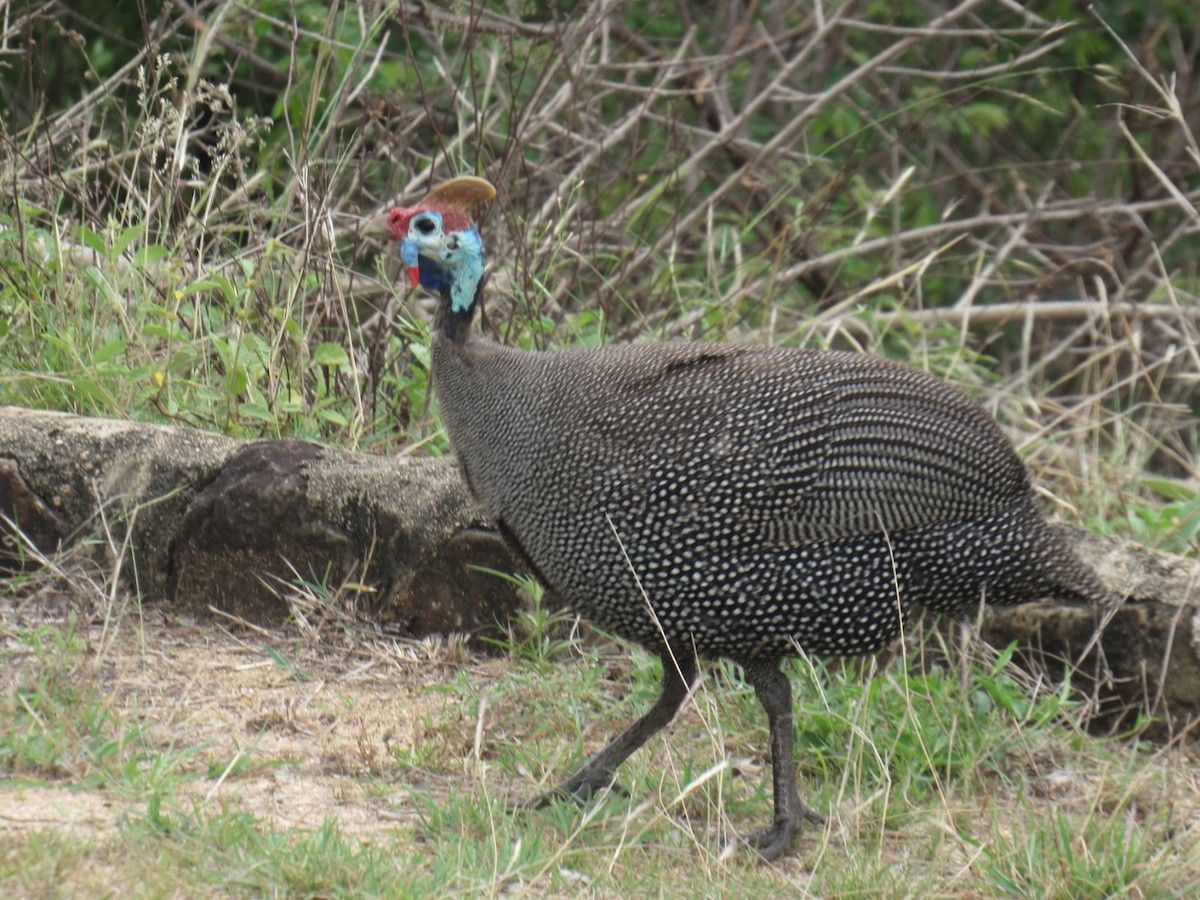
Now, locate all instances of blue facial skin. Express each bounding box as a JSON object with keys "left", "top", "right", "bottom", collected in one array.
[
  {"left": 399, "top": 236, "right": 420, "bottom": 269},
  {"left": 403, "top": 212, "right": 485, "bottom": 314}
]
